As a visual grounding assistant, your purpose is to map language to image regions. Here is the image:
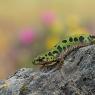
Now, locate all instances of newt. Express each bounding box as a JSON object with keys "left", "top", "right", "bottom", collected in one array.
[{"left": 32, "top": 34, "right": 95, "bottom": 67}]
